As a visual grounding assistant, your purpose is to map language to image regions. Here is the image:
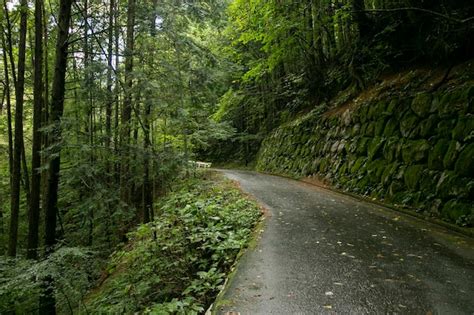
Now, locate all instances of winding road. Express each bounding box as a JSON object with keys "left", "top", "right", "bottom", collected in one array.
[{"left": 216, "top": 170, "right": 474, "bottom": 315}]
